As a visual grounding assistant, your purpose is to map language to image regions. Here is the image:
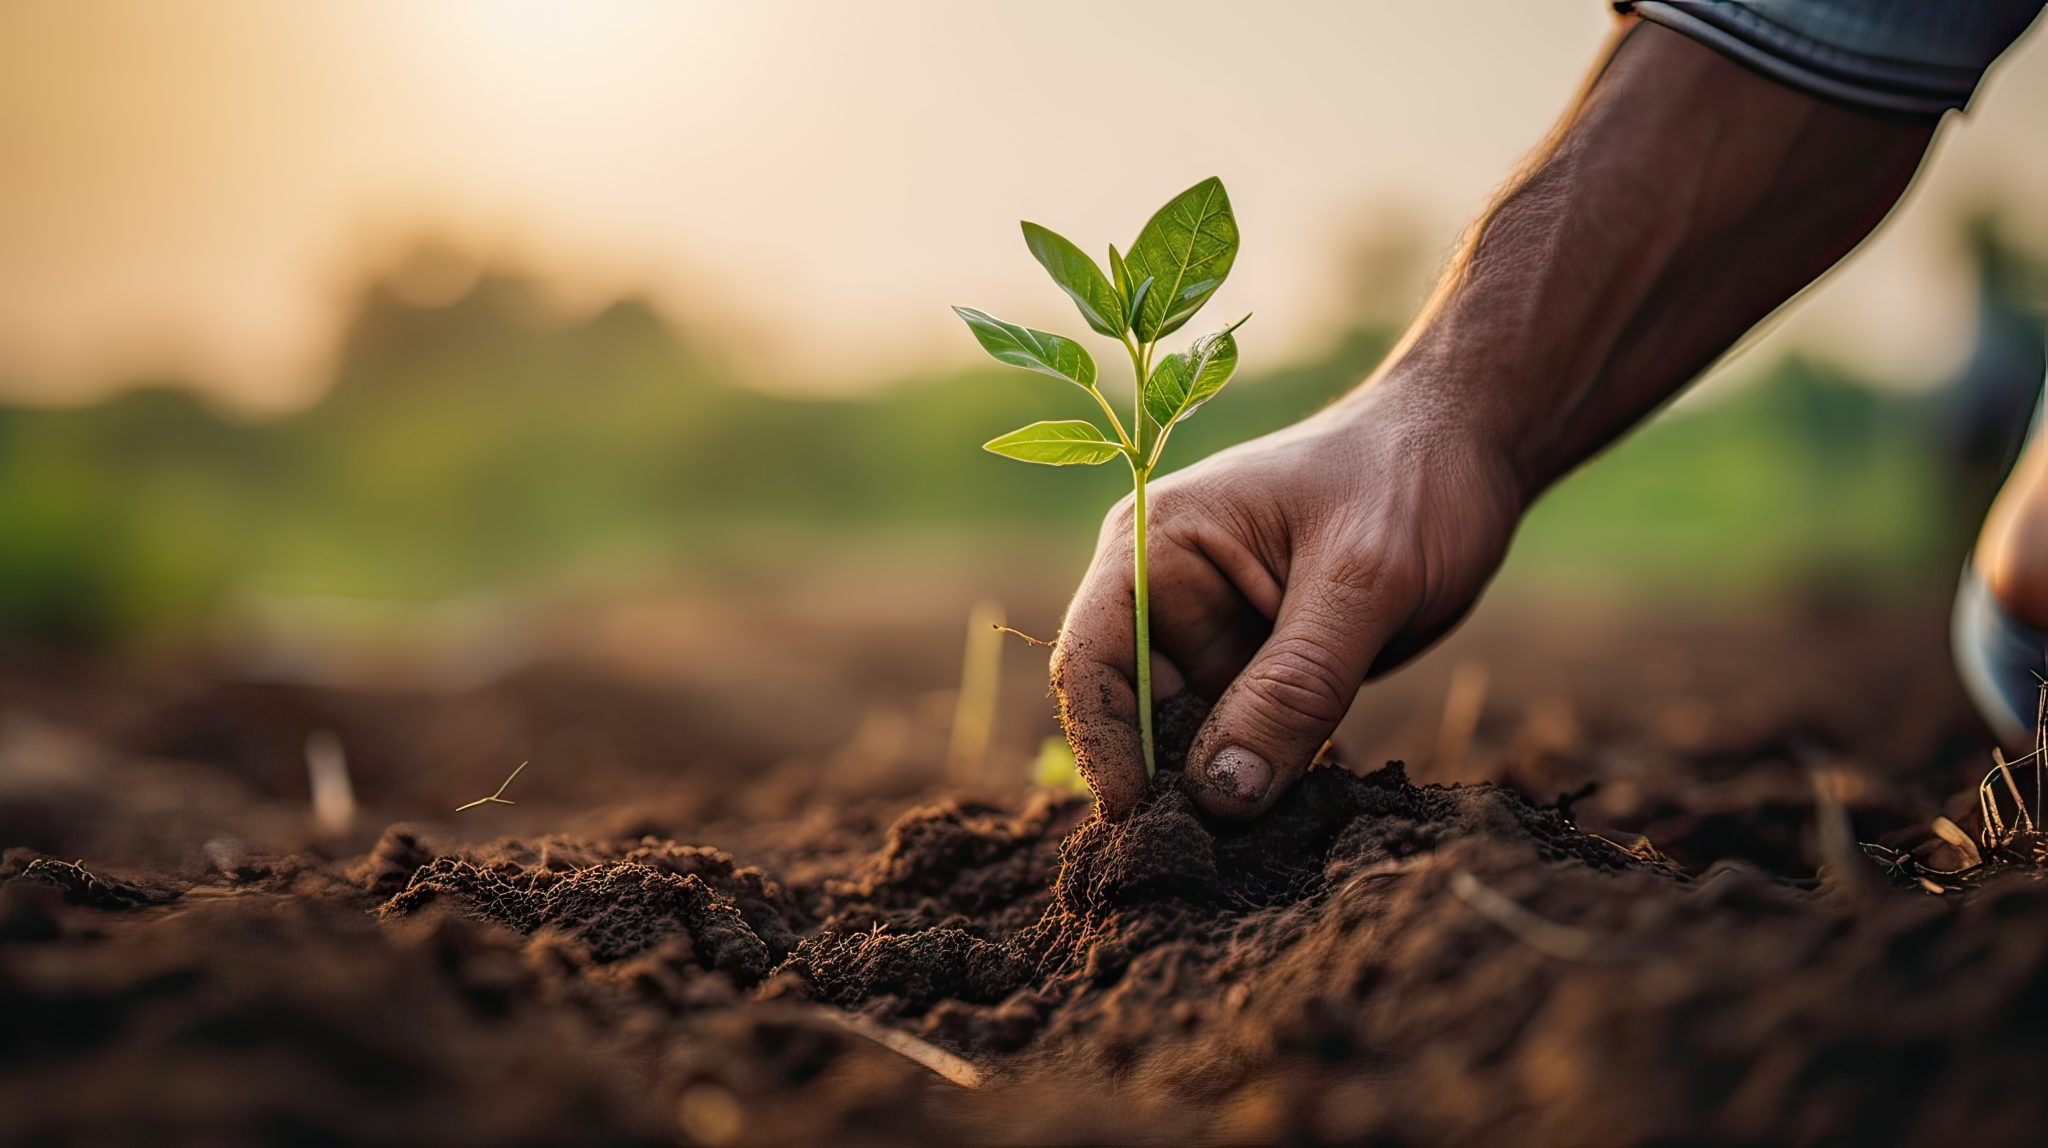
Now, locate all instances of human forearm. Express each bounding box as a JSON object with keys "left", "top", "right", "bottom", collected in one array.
[
  {"left": 1054, "top": 10, "right": 2020, "bottom": 823},
  {"left": 1359, "top": 21, "right": 1935, "bottom": 500}
]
